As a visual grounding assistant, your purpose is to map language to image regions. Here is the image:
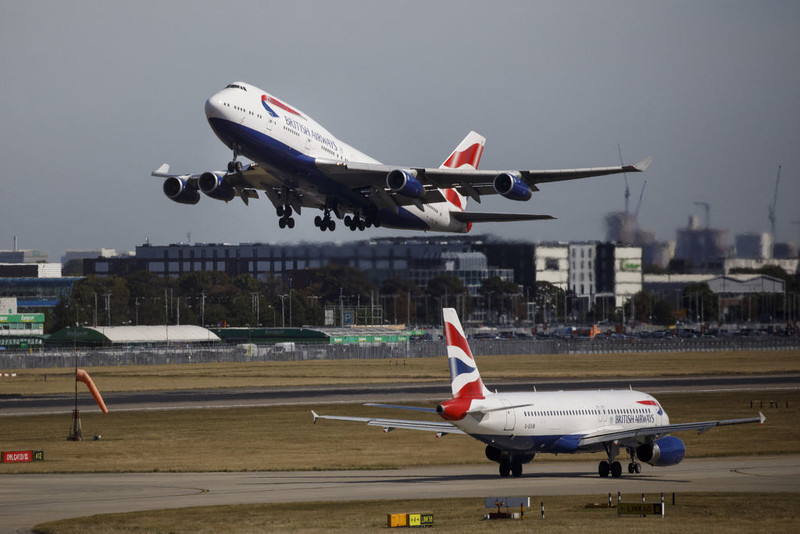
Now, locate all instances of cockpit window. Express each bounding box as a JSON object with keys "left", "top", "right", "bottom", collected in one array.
[{"left": 226, "top": 84, "right": 247, "bottom": 91}]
